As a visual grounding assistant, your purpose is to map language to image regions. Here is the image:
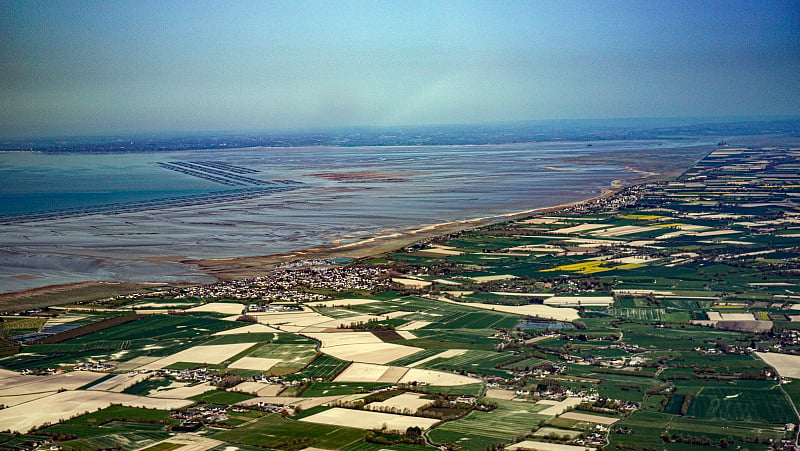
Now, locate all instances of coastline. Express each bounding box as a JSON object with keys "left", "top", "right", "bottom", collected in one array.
[
  {"left": 183, "top": 168, "right": 652, "bottom": 281},
  {"left": 0, "top": 162, "right": 682, "bottom": 309}
]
